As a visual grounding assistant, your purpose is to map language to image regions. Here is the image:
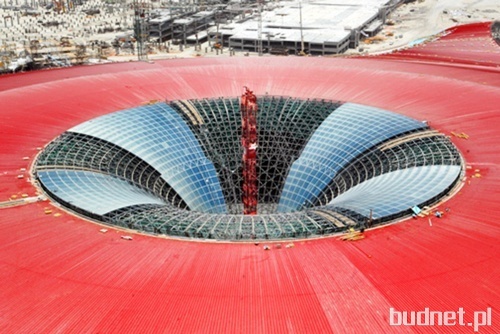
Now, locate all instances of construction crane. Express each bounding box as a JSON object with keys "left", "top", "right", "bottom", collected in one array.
[
  {"left": 241, "top": 87, "right": 258, "bottom": 215},
  {"left": 257, "top": 0, "right": 263, "bottom": 56},
  {"left": 133, "top": 0, "right": 150, "bottom": 61},
  {"left": 298, "top": 0, "right": 306, "bottom": 56}
]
